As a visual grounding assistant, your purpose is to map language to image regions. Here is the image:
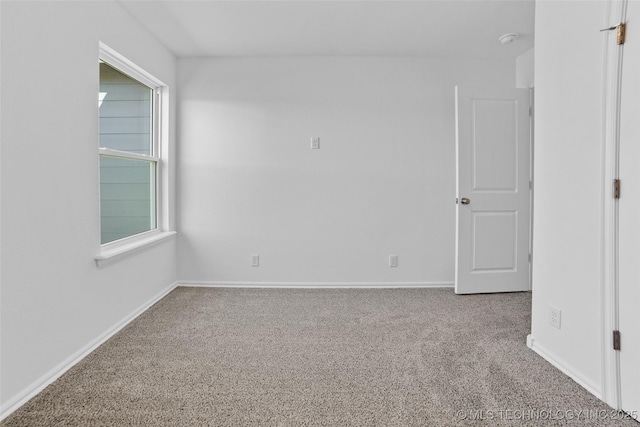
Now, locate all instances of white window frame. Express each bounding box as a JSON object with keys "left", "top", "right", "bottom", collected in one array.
[{"left": 96, "top": 43, "right": 175, "bottom": 266}]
